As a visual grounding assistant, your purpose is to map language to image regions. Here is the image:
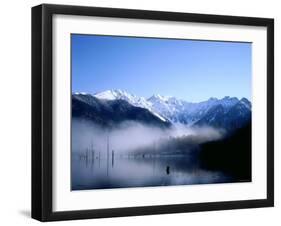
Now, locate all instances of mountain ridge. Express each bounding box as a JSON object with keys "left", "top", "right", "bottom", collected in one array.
[
  {"left": 72, "top": 94, "right": 171, "bottom": 128},
  {"left": 73, "top": 90, "right": 251, "bottom": 131}
]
